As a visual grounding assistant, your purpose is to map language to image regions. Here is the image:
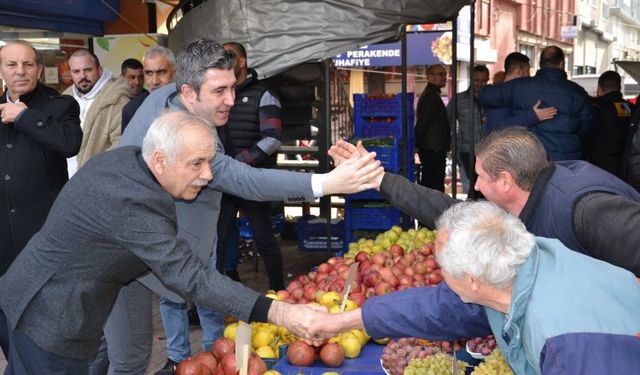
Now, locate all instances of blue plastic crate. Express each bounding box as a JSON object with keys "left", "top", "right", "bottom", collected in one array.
[
  {"left": 296, "top": 216, "right": 345, "bottom": 252},
  {"left": 353, "top": 116, "right": 414, "bottom": 141},
  {"left": 344, "top": 206, "right": 402, "bottom": 230},
  {"left": 354, "top": 93, "right": 415, "bottom": 117}
]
